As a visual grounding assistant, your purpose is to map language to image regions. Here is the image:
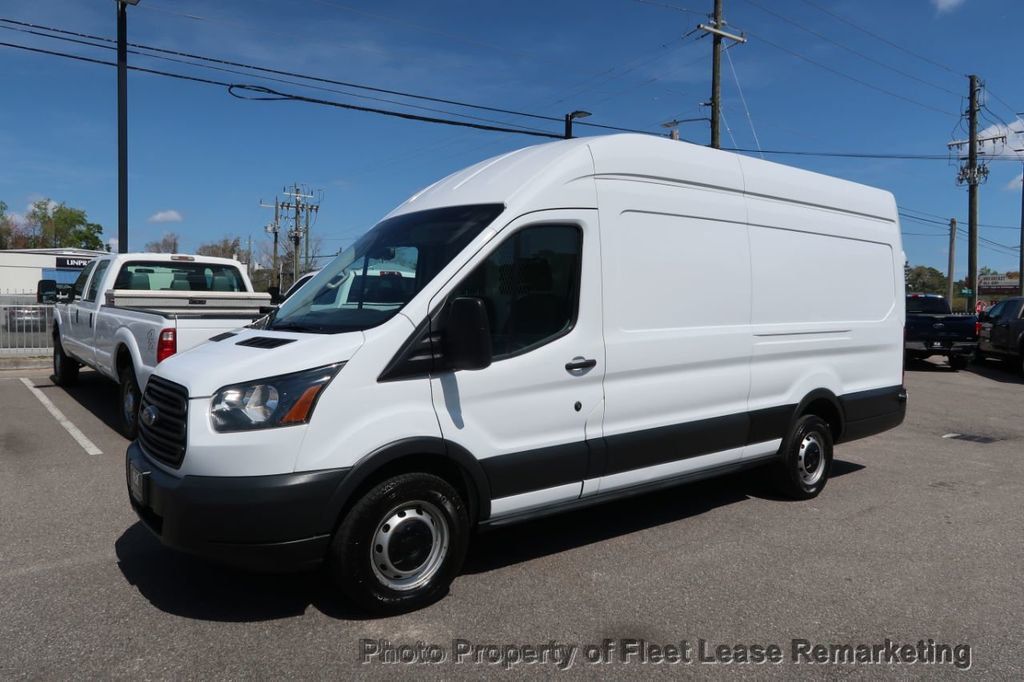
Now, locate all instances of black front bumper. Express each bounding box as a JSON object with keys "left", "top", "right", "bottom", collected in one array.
[{"left": 126, "top": 442, "right": 348, "bottom": 571}]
